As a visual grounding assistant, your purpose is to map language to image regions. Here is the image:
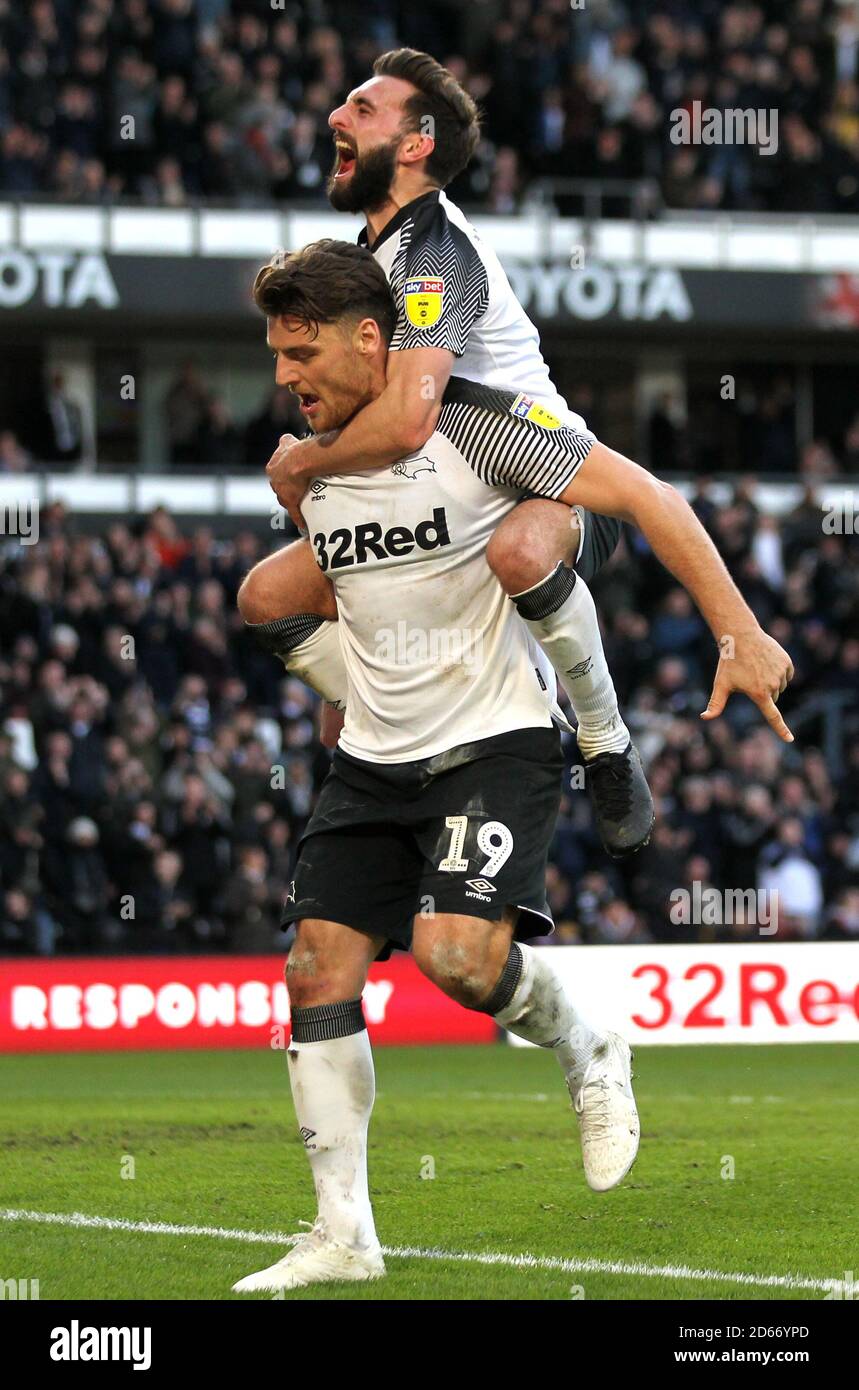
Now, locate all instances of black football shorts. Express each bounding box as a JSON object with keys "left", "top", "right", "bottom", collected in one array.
[{"left": 282, "top": 726, "right": 564, "bottom": 959}]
